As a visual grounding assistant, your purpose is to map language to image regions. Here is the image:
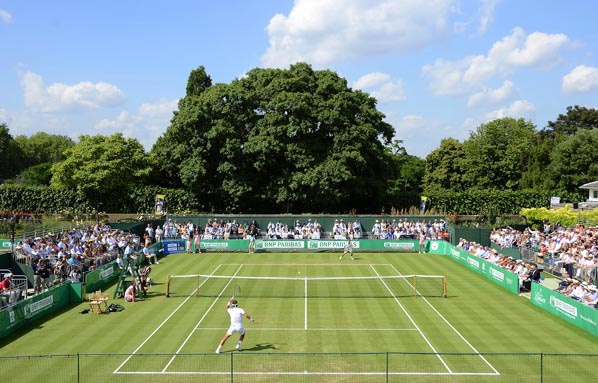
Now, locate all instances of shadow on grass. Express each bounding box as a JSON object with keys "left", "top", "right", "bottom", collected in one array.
[{"left": 241, "top": 343, "right": 278, "bottom": 352}]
